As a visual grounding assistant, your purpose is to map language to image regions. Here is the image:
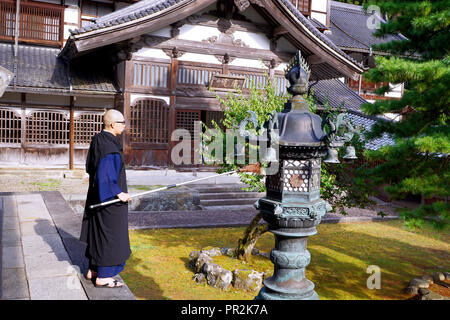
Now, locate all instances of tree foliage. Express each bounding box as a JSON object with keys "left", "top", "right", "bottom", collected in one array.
[{"left": 360, "top": 0, "right": 450, "bottom": 229}]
